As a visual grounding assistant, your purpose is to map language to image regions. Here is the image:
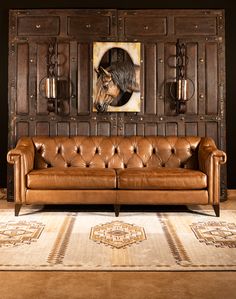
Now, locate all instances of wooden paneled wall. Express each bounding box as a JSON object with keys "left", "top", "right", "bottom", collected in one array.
[{"left": 8, "top": 9, "right": 226, "bottom": 199}]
